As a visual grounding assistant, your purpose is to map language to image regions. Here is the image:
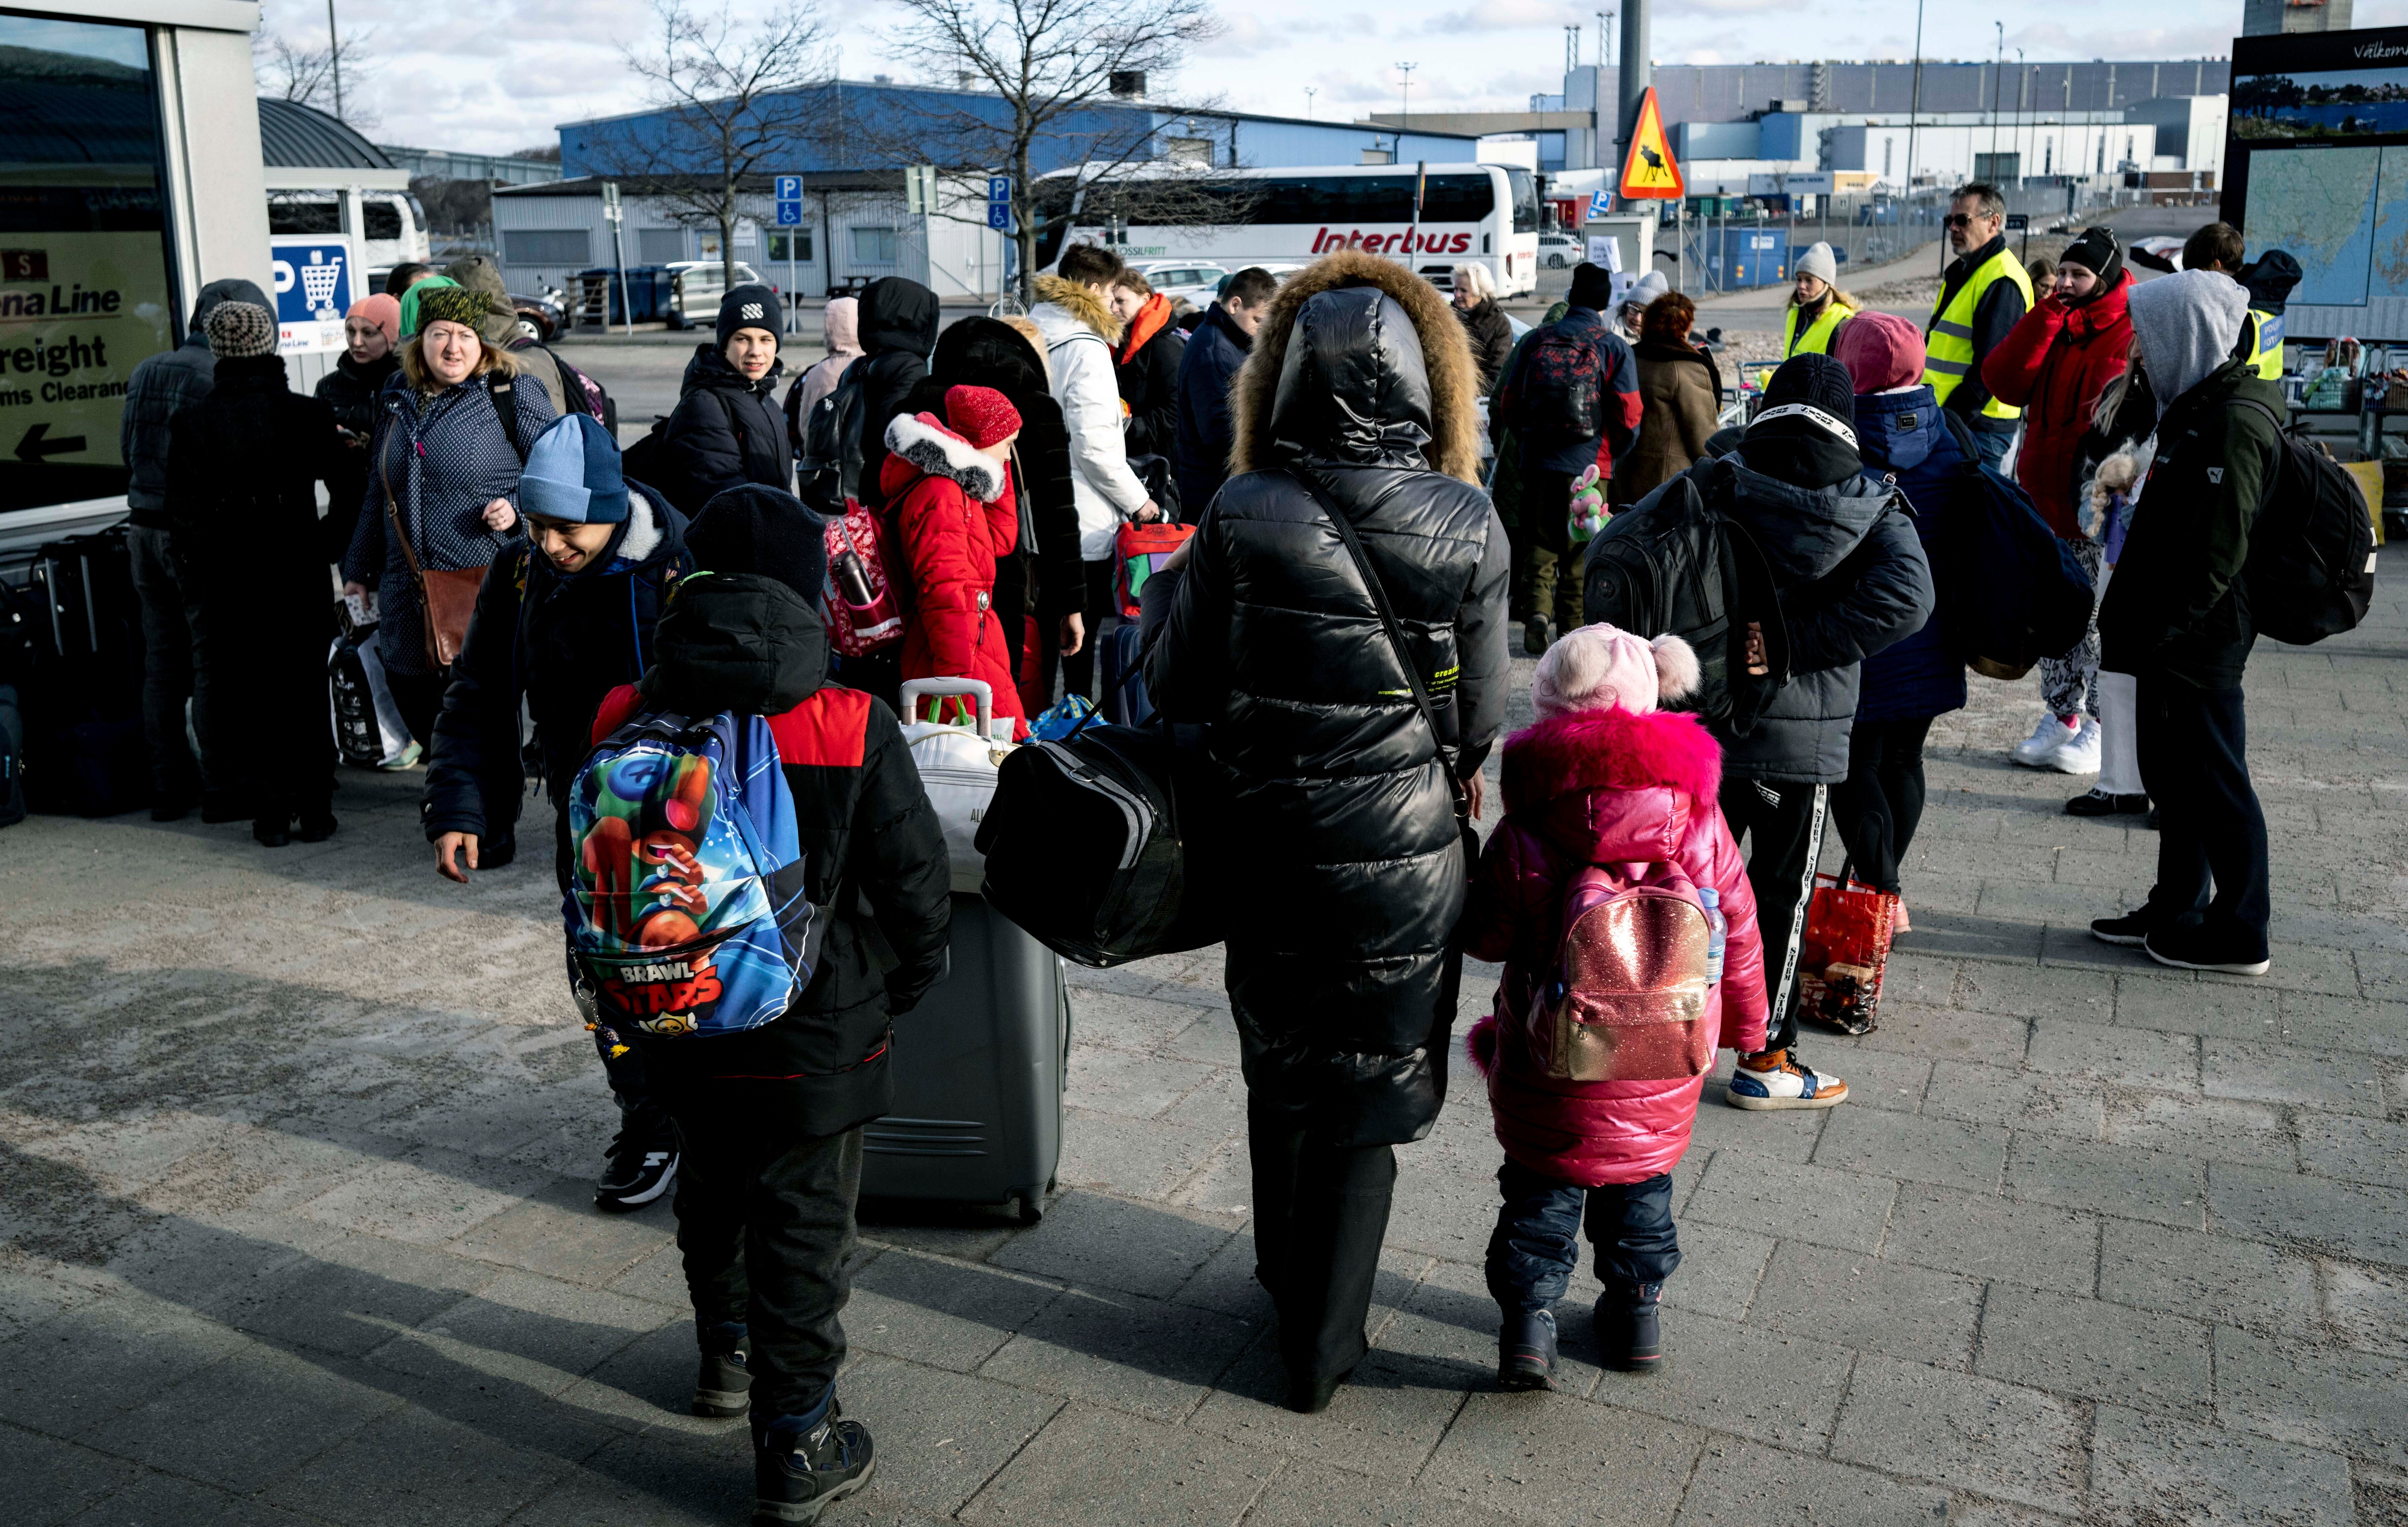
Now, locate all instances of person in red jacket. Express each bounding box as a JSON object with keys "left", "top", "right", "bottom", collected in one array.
[
  {"left": 881, "top": 384, "right": 1028, "bottom": 736},
  {"left": 1463, "top": 623, "right": 1768, "bottom": 1390},
  {"left": 1981, "top": 226, "right": 2131, "bottom": 777}
]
